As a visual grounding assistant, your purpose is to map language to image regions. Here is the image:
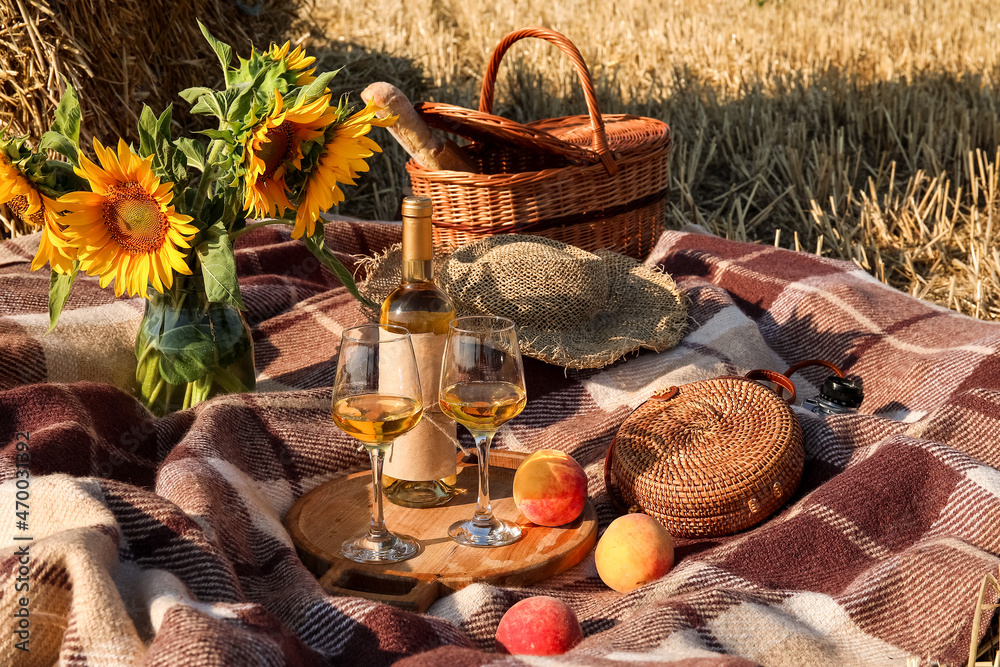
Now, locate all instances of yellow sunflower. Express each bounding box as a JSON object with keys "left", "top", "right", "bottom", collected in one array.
[
  {"left": 293, "top": 100, "right": 396, "bottom": 239},
  {"left": 31, "top": 197, "right": 77, "bottom": 274},
  {"left": 0, "top": 156, "right": 77, "bottom": 273},
  {"left": 267, "top": 41, "right": 317, "bottom": 85},
  {"left": 58, "top": 138, "right": 198, "bottom": 299},
  {"left": 243, "top": 91, "right": 338, "bottom": 219},
  {"left": 0, "top": 155, "right": 41, "bottom": 219}
]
